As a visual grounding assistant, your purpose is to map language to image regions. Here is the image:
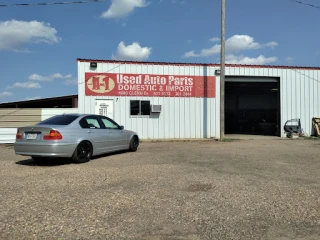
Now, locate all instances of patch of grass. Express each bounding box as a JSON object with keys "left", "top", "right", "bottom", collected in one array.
[
  {"left": 301, "top": 136, "right": 320, "bottom": 141},
  {"left": 0, "top": 144, "right": 14, "bottom": 149},
  {"left": 222, "top": 138, "right": 240, "bottom": 142}
]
